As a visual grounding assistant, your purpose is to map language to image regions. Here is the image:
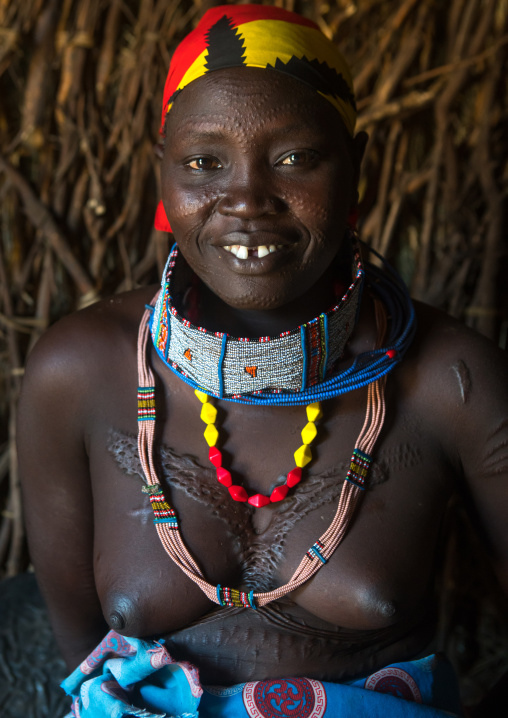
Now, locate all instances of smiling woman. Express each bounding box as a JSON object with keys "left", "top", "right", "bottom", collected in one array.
[
  {"left": 161, "top": 68, "right": 360, "bottom": 321},
  {"left": 16, "top": 4, "right": 508, "bottom": 718}
]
